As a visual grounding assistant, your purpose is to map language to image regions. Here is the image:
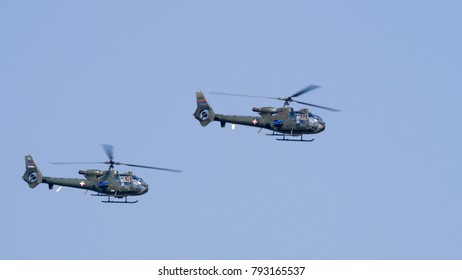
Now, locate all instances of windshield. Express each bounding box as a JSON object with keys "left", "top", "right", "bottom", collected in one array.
[
  {"left": 132, "top": 176, "right": 143, "bottom": 184},
  {"left": 308, "top": 113, "right": 323, "bottom": 124}
]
